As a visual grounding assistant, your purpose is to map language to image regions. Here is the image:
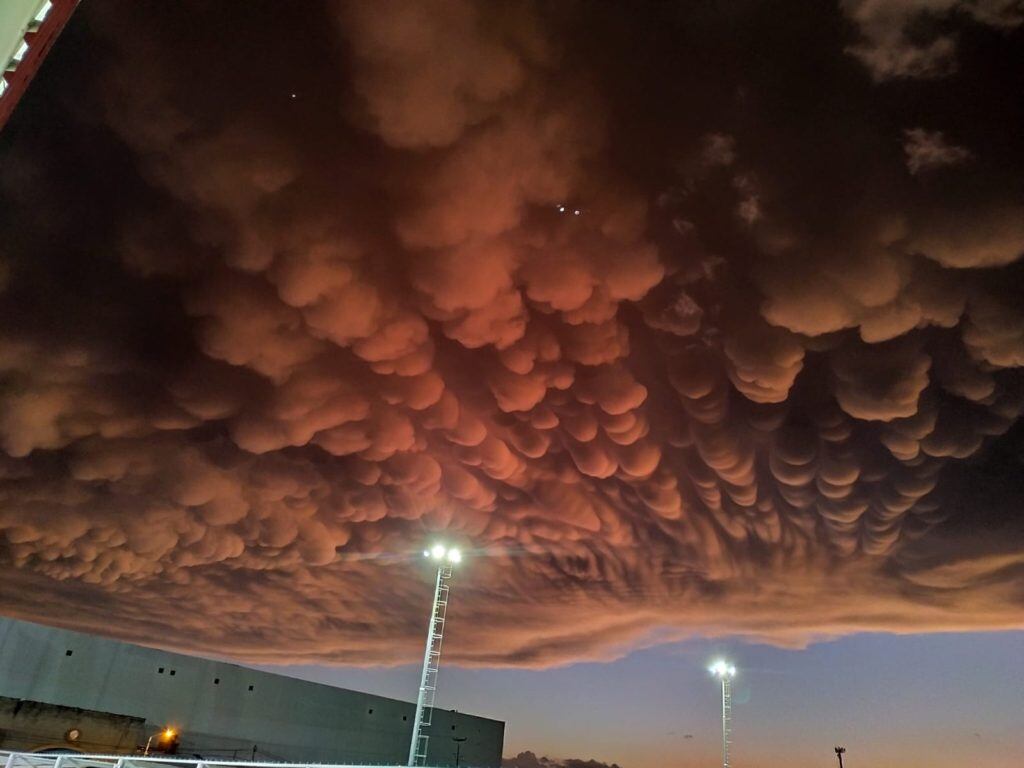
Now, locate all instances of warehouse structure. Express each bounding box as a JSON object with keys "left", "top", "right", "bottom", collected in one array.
[
  {"left": 1, "top": 0, "right": 79, "bottom": 130},
  {"left": 0, "top": 618, "right": 504, "bottom": 767}
]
